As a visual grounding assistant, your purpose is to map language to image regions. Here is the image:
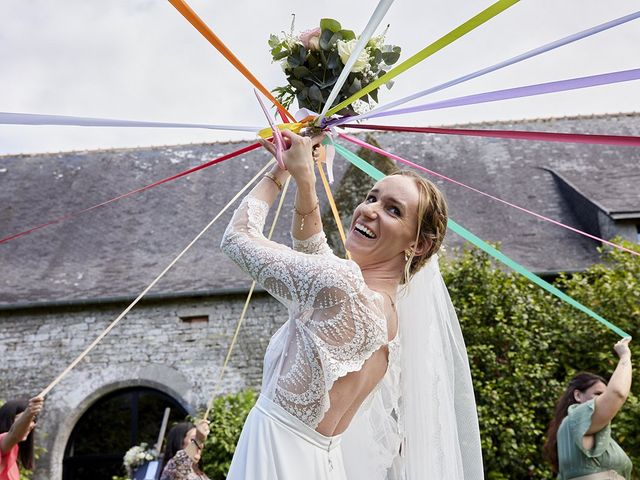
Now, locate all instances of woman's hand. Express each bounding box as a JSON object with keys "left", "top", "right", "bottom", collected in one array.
[
  {"left": 259, "top": 130, "right": 324, "bottom": 185},
  {"left": 27, "top": 396, "right": 45, "bottom": 418},
  {"left": 195, "top": 419, "right": 210, "bottom": 444},
  {"left": 614, "top": 337, "right": 632, "bottom": 360}
]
